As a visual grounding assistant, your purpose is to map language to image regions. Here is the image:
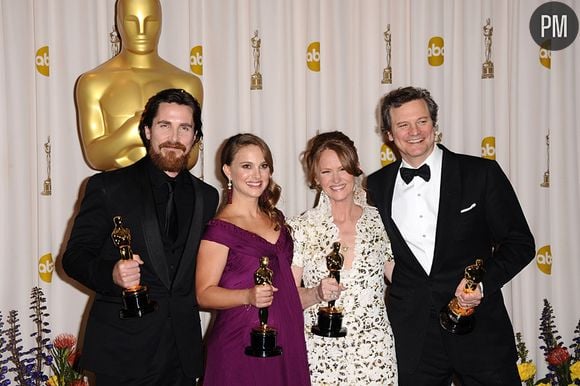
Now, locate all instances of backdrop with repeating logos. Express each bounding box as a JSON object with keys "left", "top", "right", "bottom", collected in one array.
[{"left": 0, "top": 0, "right": 578, "bottom": 381}]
